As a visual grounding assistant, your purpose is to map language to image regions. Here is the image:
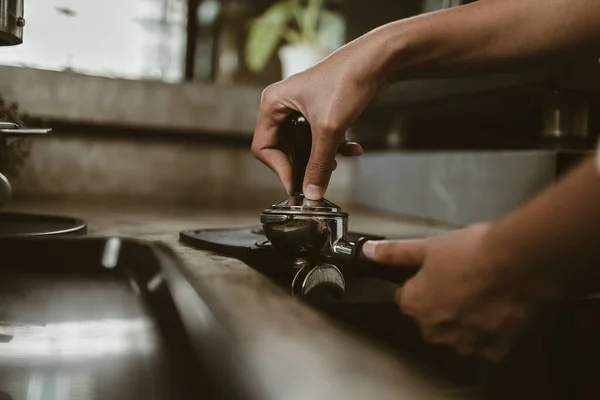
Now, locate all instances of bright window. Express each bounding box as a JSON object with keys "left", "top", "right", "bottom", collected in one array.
[{"left": 0, "top": 0, "right": 187, "bottom": 82}]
